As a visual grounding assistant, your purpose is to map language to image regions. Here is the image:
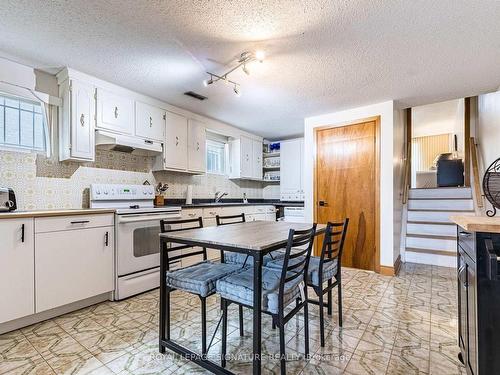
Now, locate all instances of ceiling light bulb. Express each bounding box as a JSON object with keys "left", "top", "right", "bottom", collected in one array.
[
  {"left": 242, "top": 64, "right": 250, "bottom": 75},
  {"left": 233, "top": 85, "right": 241, "bottom": 97},
  {"left": 255, "top": 50, "right": 265, "bottom": 62}
]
